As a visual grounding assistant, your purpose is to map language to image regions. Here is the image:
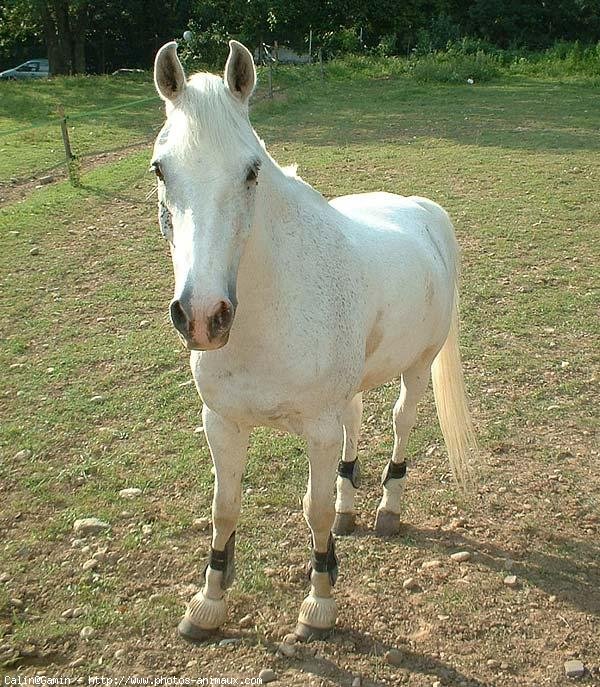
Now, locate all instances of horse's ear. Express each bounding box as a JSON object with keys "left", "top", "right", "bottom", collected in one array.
[
  {"left": 224, "top": 40, "right": 256, "bottom": 104},
  {"left": 154, "top": 42, "right": 186, "bottom": 102}
]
